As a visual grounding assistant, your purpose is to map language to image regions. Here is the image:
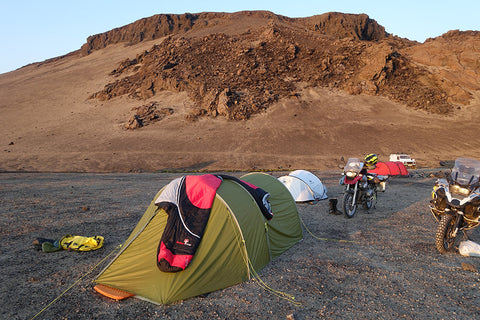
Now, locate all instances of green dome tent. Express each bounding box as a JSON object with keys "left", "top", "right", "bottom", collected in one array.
[{"left": 94, "top": 173, "right": 302, "bottom": 305}]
